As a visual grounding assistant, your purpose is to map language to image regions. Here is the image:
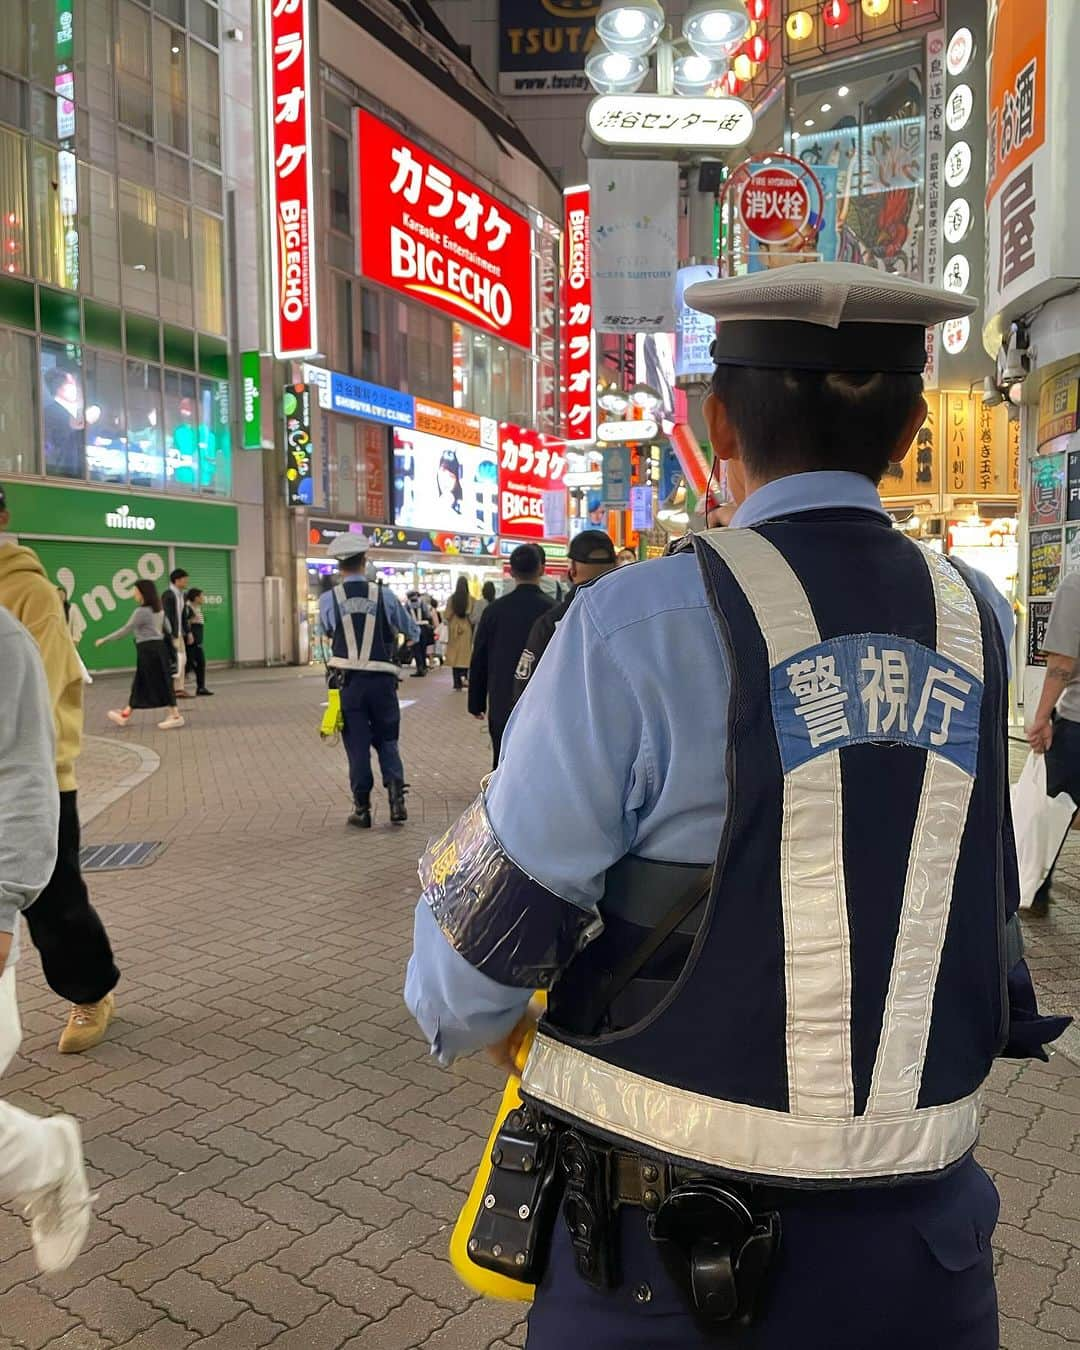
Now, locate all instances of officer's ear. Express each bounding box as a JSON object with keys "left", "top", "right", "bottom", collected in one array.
[
  {"left": 703, "top": 391, "right": 740, "bottom": 465},
  {"left": 888, "top": 394, "right": 929, "bottom": 464}
]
